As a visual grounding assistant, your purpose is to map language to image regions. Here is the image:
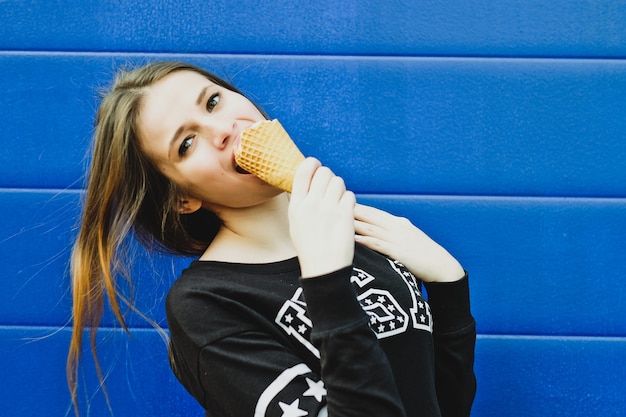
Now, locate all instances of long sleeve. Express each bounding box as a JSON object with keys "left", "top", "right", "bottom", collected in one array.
[
  {"left": 424, "top": 273, "right": 476, "bottom": 417},
  {"left": 301, "top": 266, "right": 407, "bottom": 417}
]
